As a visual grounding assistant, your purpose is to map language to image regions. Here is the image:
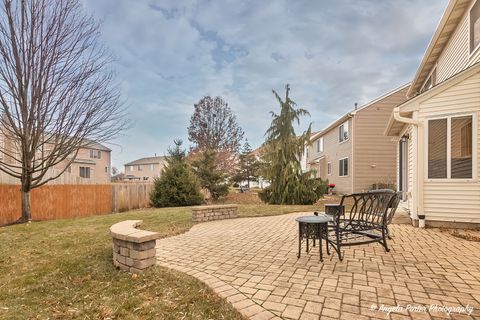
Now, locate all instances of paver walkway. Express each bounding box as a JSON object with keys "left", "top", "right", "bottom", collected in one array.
[{"left": 156, "top": 213, "right": 480, "bottom": 320}]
